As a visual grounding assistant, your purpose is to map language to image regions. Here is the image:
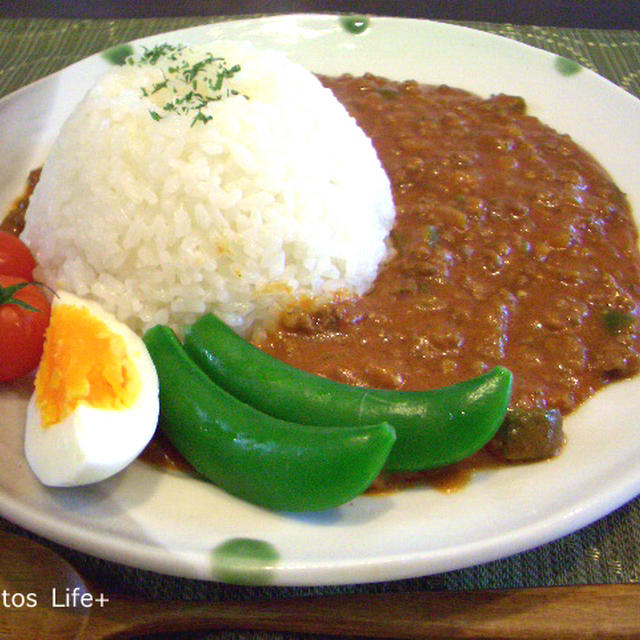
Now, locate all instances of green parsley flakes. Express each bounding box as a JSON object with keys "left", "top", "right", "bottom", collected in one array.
[{"left": 130, "top": 43, "right": 244, "bottom": 126}]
